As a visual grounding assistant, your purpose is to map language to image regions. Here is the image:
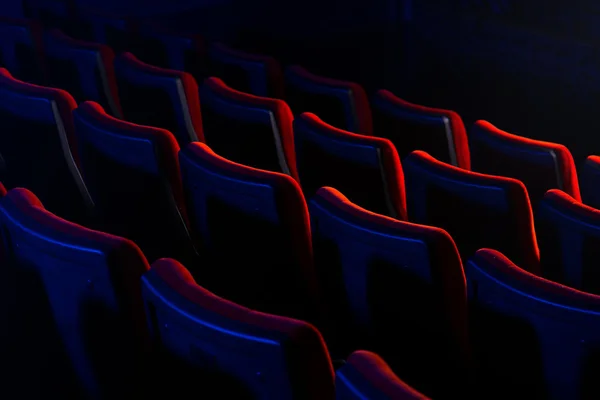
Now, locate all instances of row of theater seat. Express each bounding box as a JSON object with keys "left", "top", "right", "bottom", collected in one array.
[{"left": 5, "top": 3, "right": 600, "bottom": 399}]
